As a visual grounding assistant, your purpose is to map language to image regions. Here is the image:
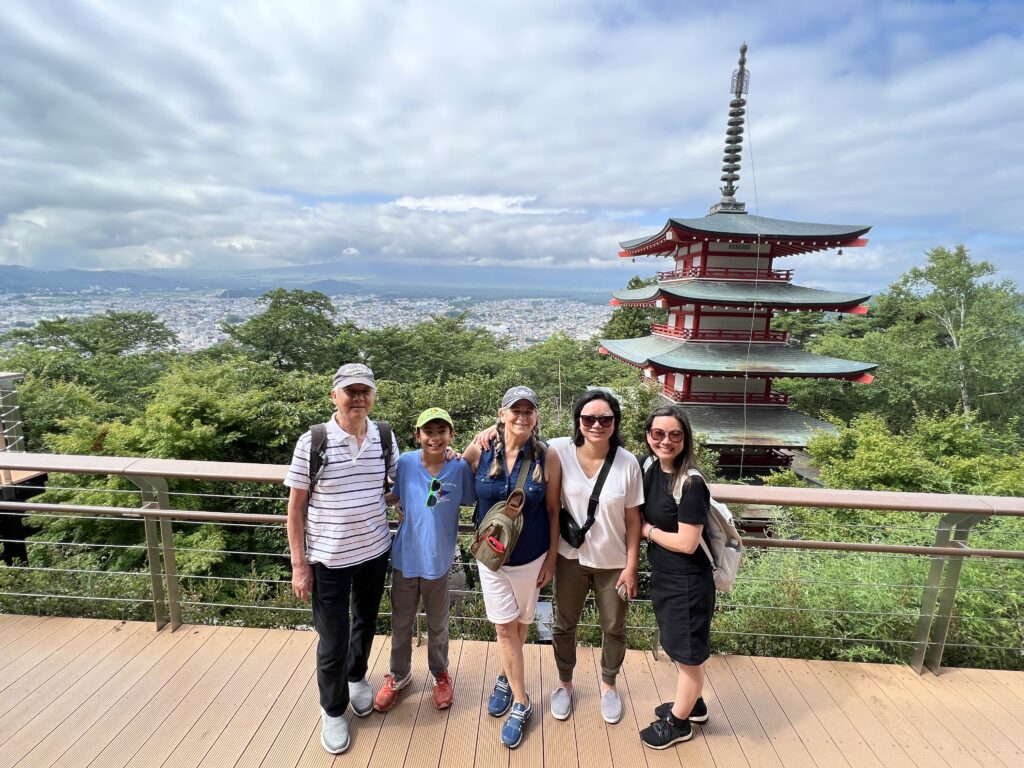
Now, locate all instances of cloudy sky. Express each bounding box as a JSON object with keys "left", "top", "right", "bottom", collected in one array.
[{"left": 1, "top": 0, "right": 1022, "bottom": 293}]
